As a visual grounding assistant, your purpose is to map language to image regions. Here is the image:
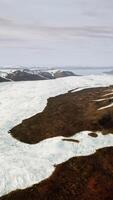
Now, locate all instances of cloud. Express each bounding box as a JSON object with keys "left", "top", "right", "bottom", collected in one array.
[
  {"left": 0, "top": 17, "right": 12, "bottom": 25},
  {"left": 0, "top": 0, "right": 113, "bottom": 66}
]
